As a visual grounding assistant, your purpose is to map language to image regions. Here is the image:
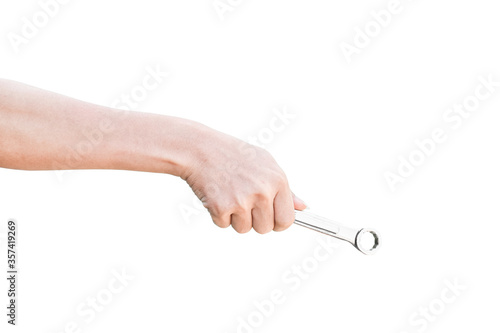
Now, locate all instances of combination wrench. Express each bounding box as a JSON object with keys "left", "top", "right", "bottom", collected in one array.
[{"left": 294, "top": 210, "right": 380, "bottom": 255}]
